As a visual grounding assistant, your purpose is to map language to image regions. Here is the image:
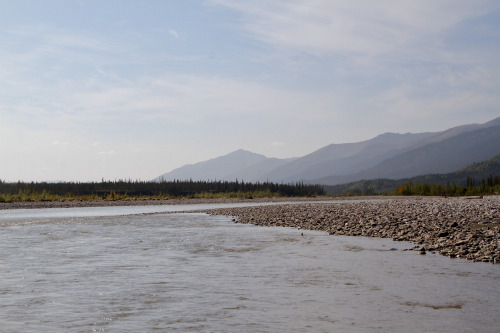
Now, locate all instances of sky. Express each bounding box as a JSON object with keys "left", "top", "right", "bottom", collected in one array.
[{"left": 1, "top": 0, "right": 499, "bottom": 182}]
